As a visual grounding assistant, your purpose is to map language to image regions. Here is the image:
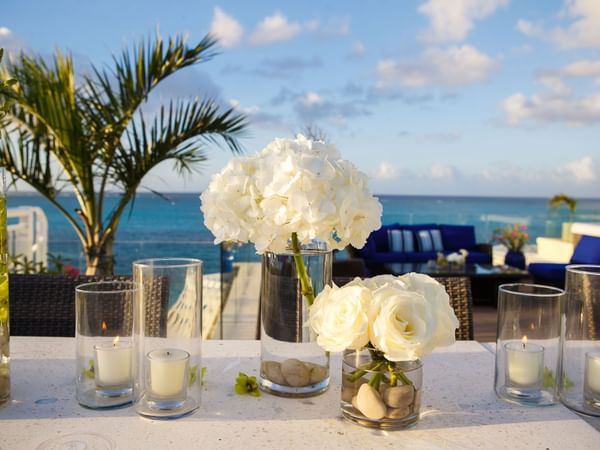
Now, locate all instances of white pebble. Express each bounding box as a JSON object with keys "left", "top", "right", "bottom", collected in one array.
[
  {"left": 382, "top": 385, "right": 414, "bottom": 408},
  {"left": 261, "top": 361, "right": 287, "bottom": 386},
  {"left": 355, "top": 383, "right": 387, "bottom": 420},
  {"left": 280, "top": 358, "right": 310, "bottom": 387}
]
